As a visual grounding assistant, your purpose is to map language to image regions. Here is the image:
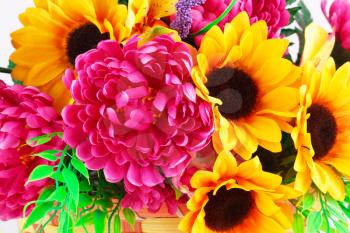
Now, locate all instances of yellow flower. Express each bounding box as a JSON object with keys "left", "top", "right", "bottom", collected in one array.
[
  {"left": 126, "top": 0, "right": 177, "bottom": 33},
  {"left": 192, "top": 12, "right": 301, "bottom": 160},
  {"left": 10, "top": 0, "right": 129, "bottom": 111},
  {"left": 291, "top": 58, "right": 350, "bottom": 201},
  {"left": 179, "top": 151, "right": 298, "bottom": 233}
]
